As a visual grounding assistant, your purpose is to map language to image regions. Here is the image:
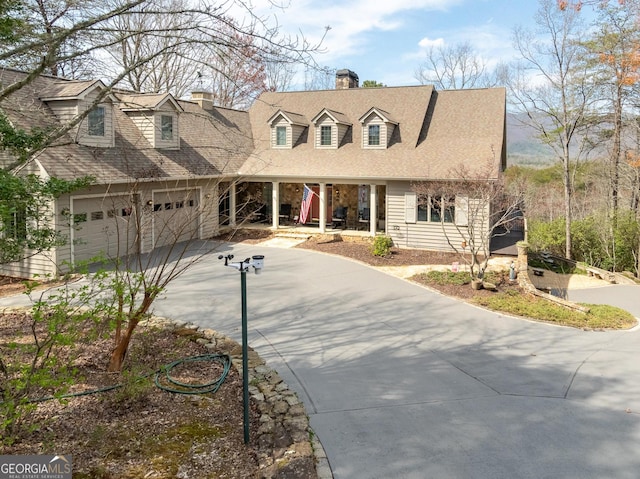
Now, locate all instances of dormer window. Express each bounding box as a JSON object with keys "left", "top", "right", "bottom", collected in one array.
[
  {"left": 268, "top": 110, "right": 308, "bottom": 149},
  {"left": 312, "top": 109, "right": 351, "bottom": 149},
  {"left": 276, "top": 126, "right": 287, "bottom": 146},
  {"left": 40, "top": 79, "right": 116, "bottom": 147},
  {"left": 359, "top": 107, "right": 398, "bottom": 149},
  {"left": 367, "top": 125, "right": 380, "bottom": 146},
  {"left": 119, "top": 93, "right": 182, "bottom": 150},
  {"left": 88, "top": 107, "right": 105, "bottom": 137},
  {"left": 161, "top": 115, "right": 173, "bottom": 140},
  {"left": 320, "top": 125, "right": 332, "bottom": 146}
]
